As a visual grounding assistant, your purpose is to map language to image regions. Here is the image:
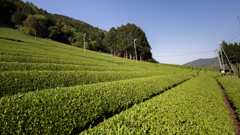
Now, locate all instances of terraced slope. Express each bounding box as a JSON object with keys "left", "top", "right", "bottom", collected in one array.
[{"left": 0, "top": 24, "right": 235, "bottom": 134}]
